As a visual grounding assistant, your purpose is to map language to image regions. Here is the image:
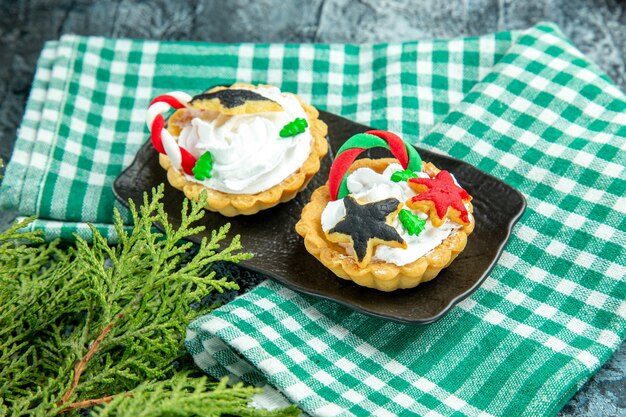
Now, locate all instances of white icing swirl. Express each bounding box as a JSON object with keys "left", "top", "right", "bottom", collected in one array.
[
  {"left": 177, "top": 86, "right": 313, "bottom": 194},
  {"left": 321, "top": 163, "right": 467, "bottom": 266}
]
